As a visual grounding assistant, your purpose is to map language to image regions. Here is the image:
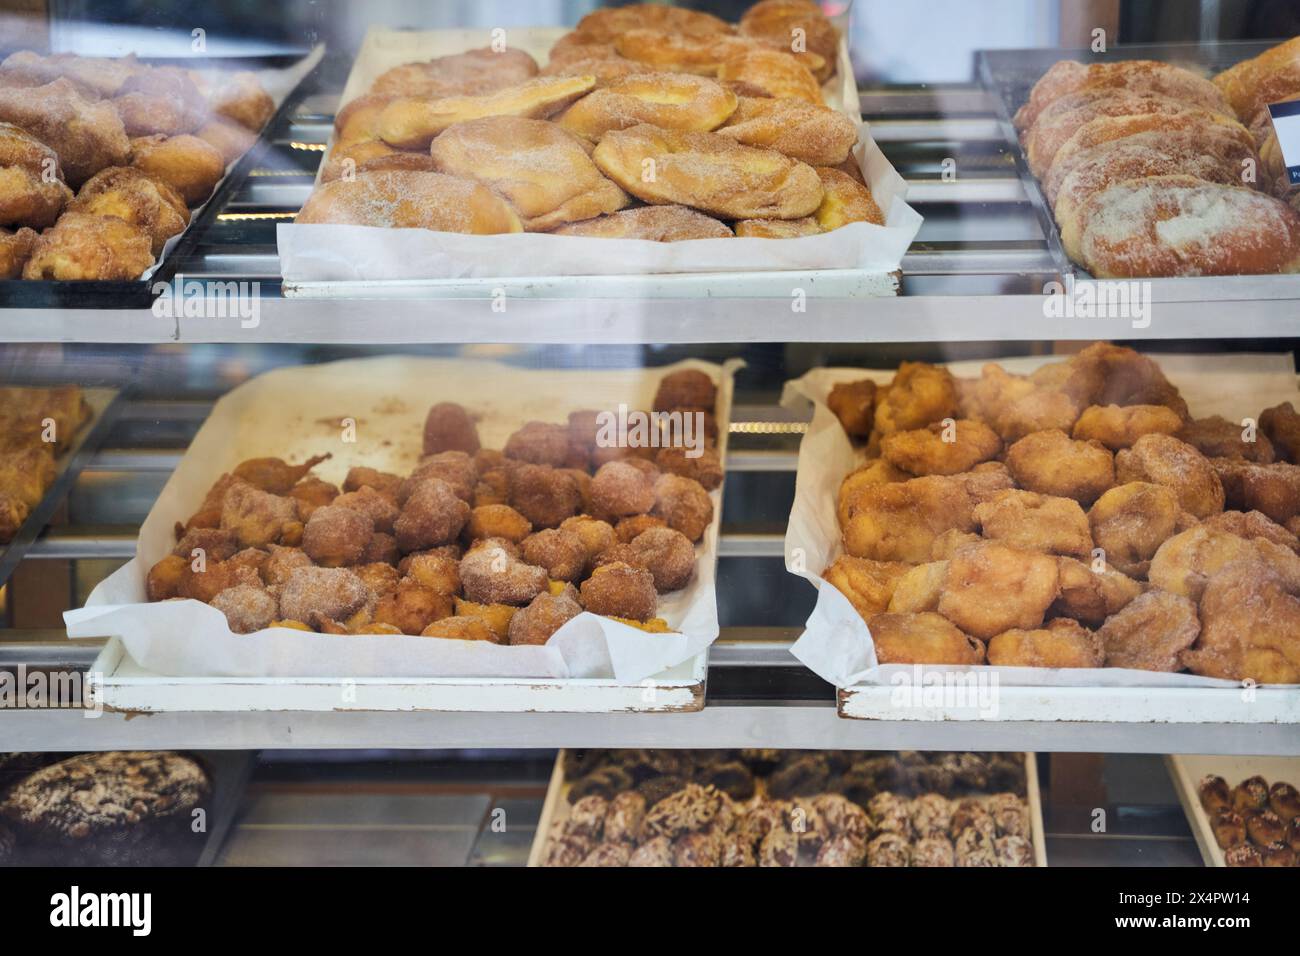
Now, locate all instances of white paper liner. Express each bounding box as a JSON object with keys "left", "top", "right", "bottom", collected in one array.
[
  {"left": 275, "top": 26, "right": 921, "bottom": 282},
  {"left": 781, "top": 352, "right": 1300, "bottom": 690},
  {"left": 65, "top": 355, "right": 738, "bottom": 683}
]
